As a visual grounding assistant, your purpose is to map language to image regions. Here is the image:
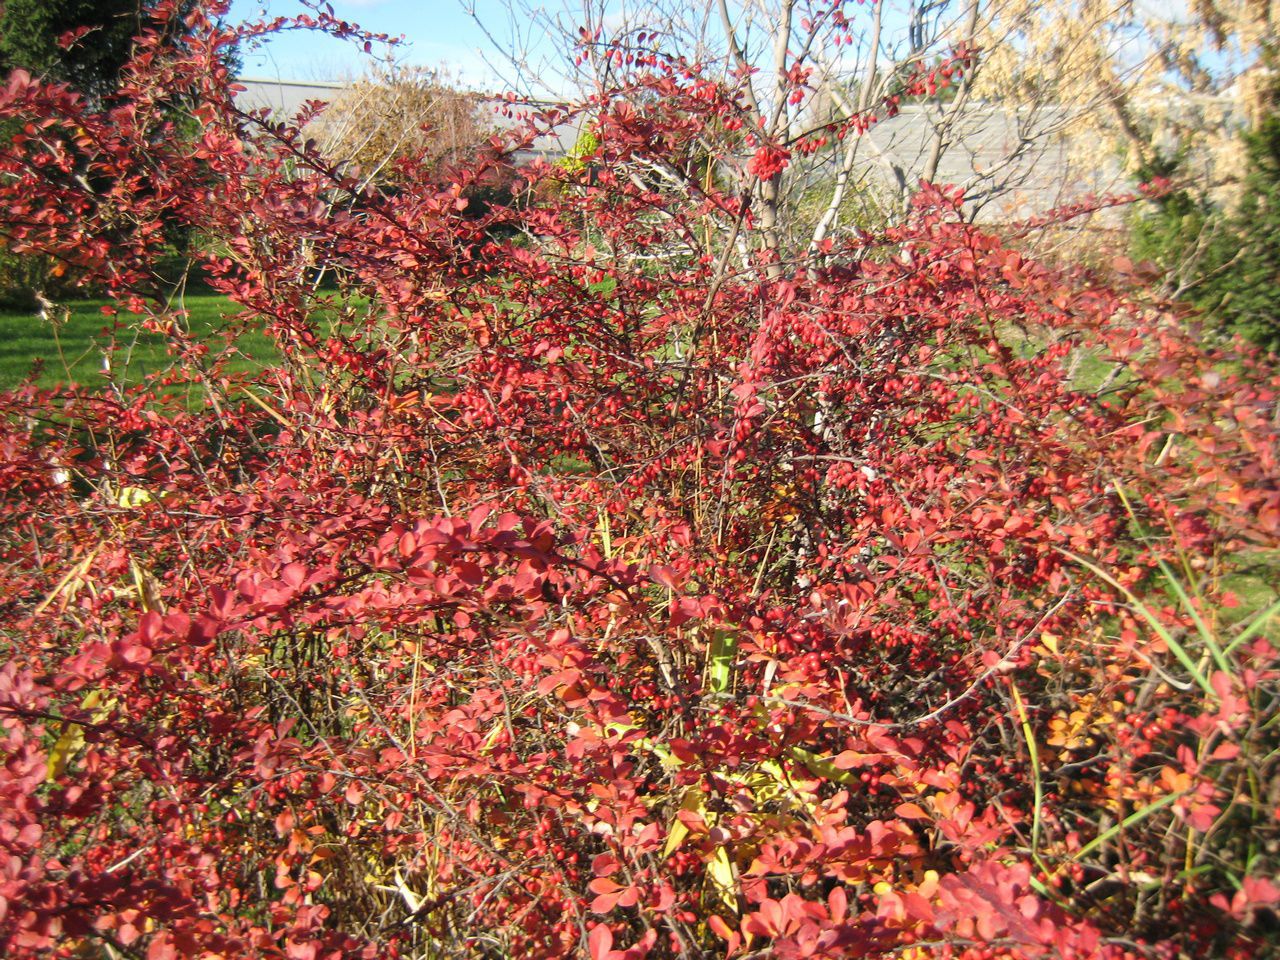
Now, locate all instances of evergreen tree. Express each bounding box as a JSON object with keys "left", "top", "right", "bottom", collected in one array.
[
  {"left": 0, "top": 1, "right": 210, "bottom": 305},
  {"left": 0, "top": 0, "right": 144, "bottom": 99},
  {"left": 1199, "top": 112, "right": 1280, "bottom": 349},
  {"left": 1131, "top": 96, "right": 1280, "bottom": 352}
]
